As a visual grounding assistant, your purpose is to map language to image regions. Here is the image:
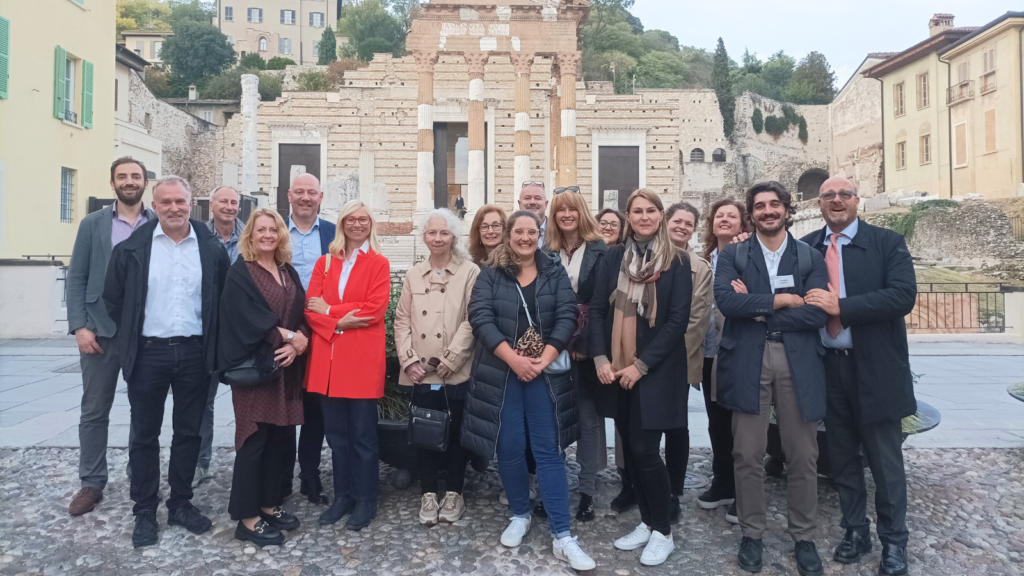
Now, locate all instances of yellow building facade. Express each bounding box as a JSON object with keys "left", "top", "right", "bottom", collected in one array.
[
  {"left": 940, "top": 12, "right": 1024, "bottom": 199},
  {"left": 0, "top": 0, "right": 116, "bottom": 259}
]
